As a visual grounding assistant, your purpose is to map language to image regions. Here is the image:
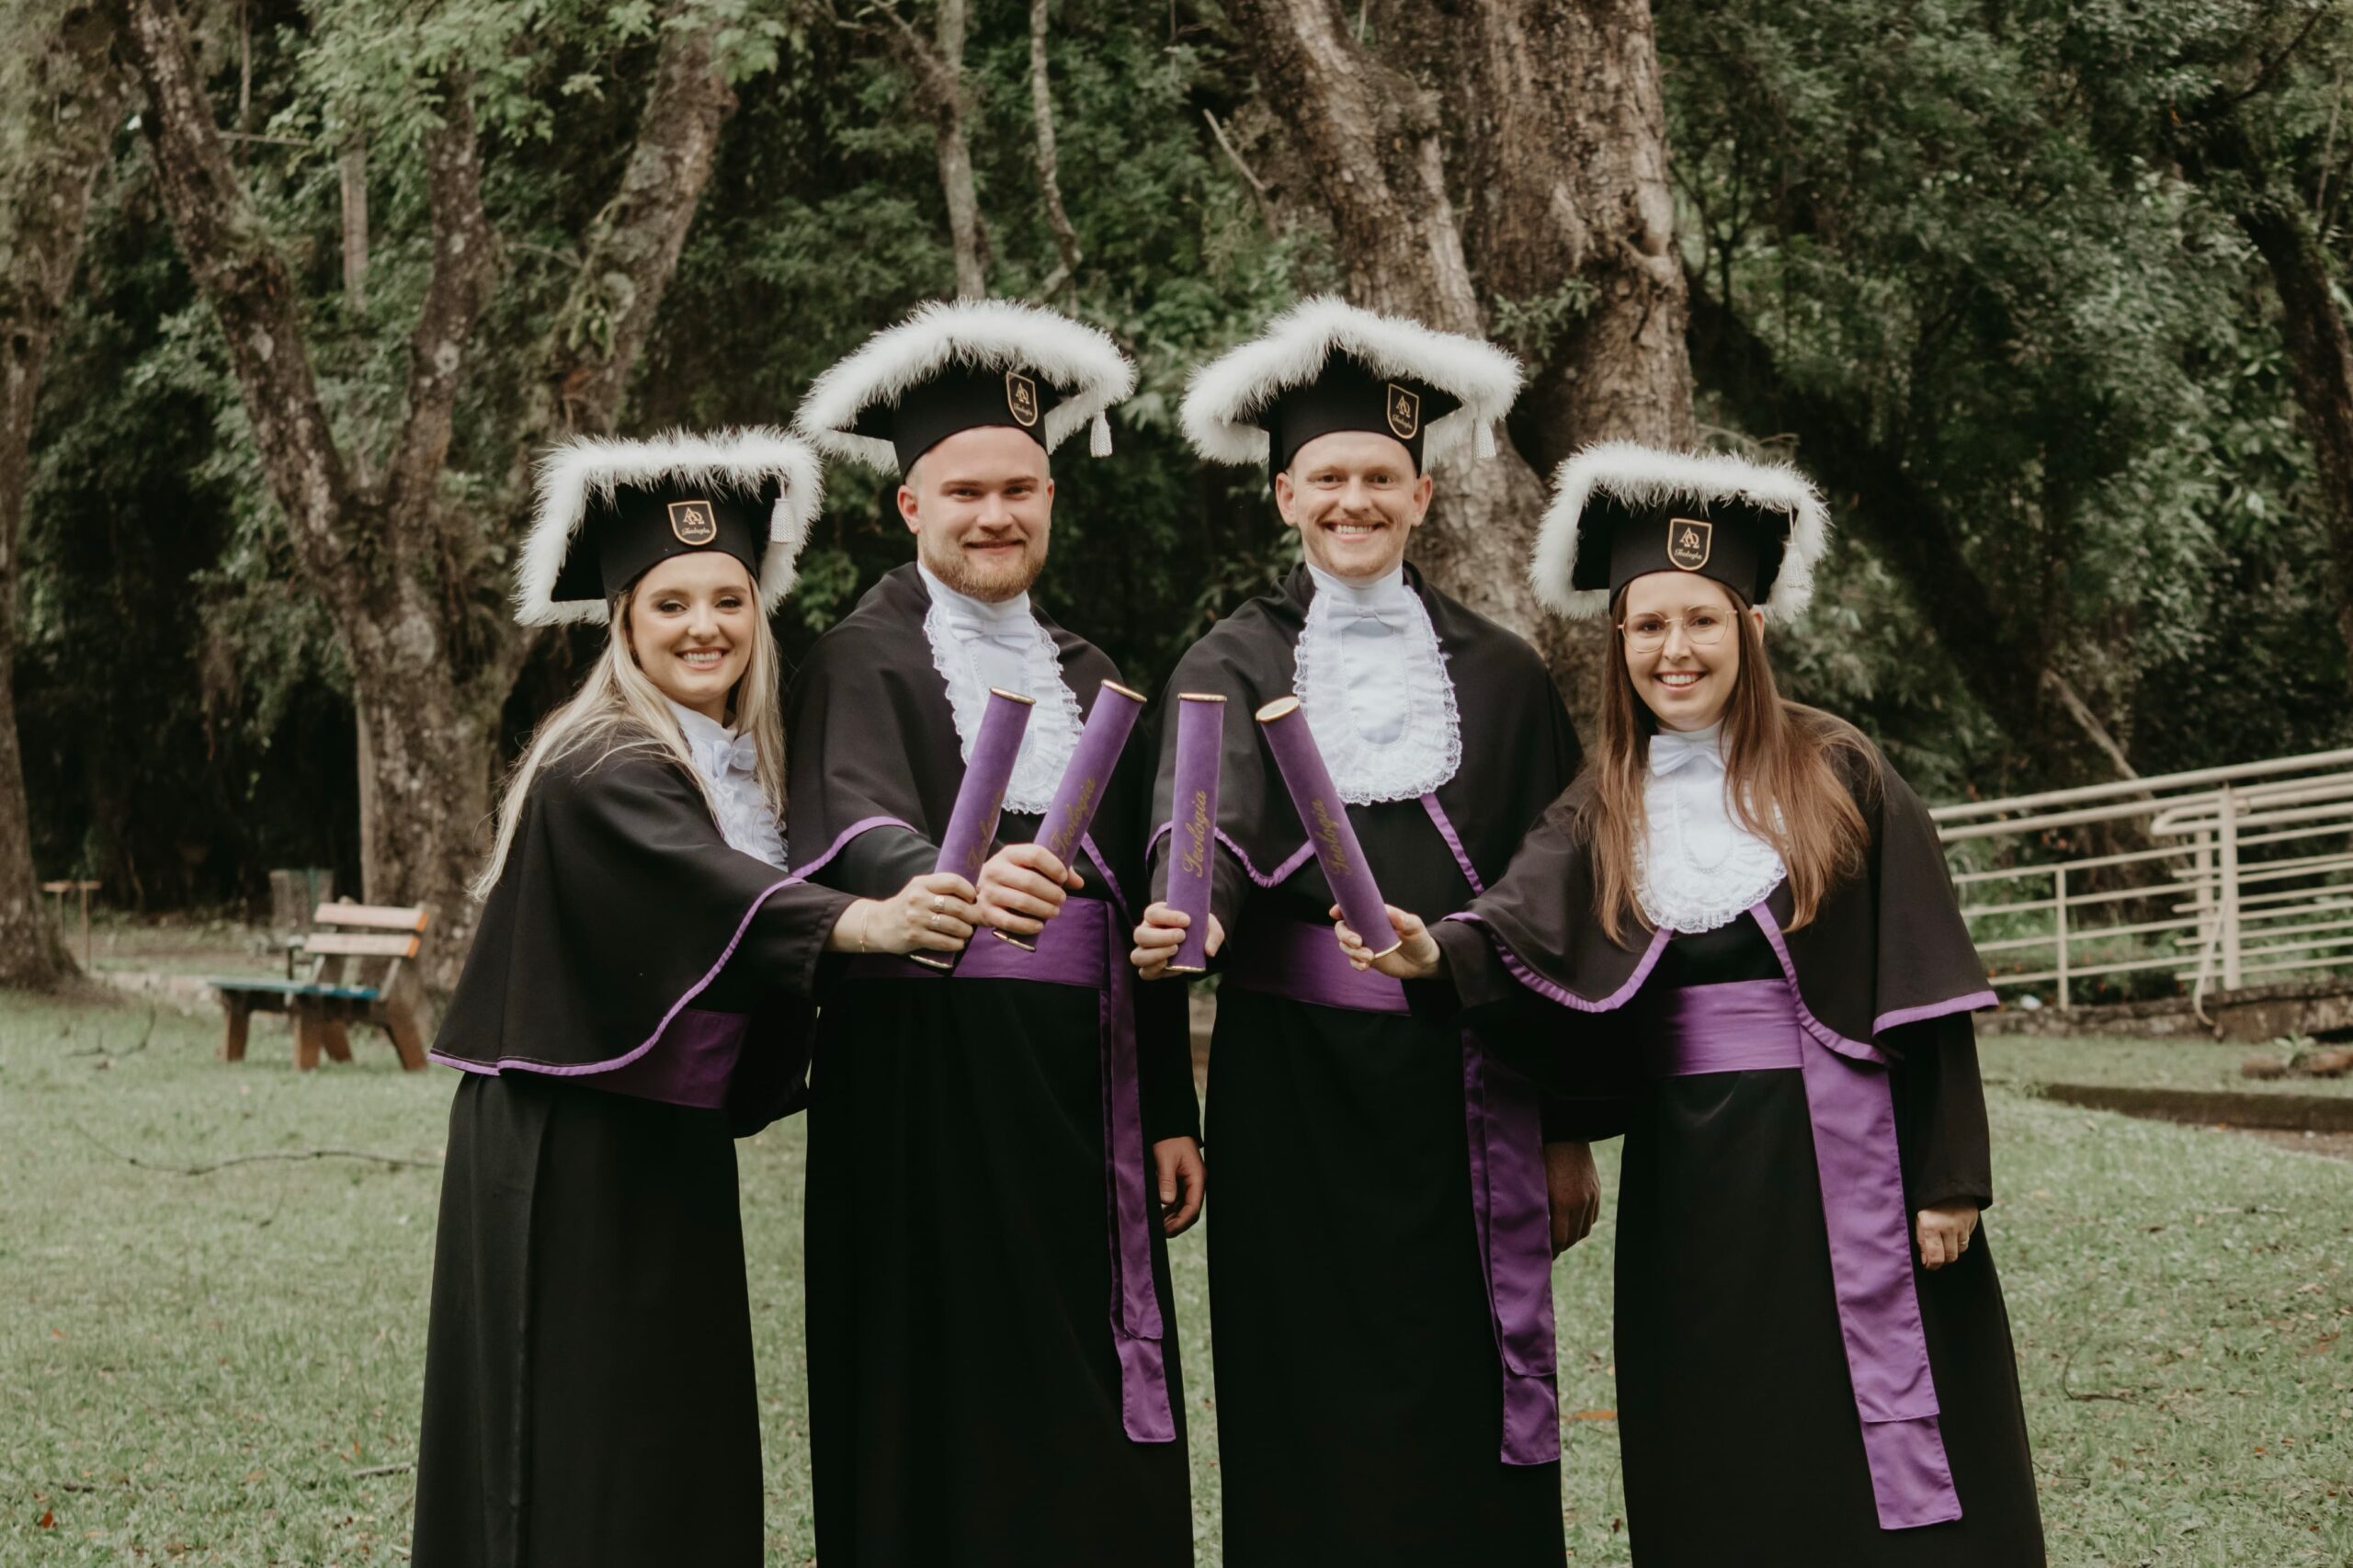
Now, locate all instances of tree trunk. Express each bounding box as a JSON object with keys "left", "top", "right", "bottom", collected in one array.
[
  {"left": 2232, "top": 190, "right": 2353, "bottom": 683},
  {"left": 1230, "top": 0, "right": 1548, "bottom": 634},
  {"left": 1225, "top": 0, "right": 1692, "bottom": 721},
  {"left": 122, "top": 0, "right": 738, "bottom": 995},
  {"left": 1029, "top": 0, "right": 1081, "bottom": 291},
  {"left": 0, "top": 2, "right": 123, "bottom": 988},
  {"left": 1402, "top": 0, "right": 1694, "bottom": 471}
]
